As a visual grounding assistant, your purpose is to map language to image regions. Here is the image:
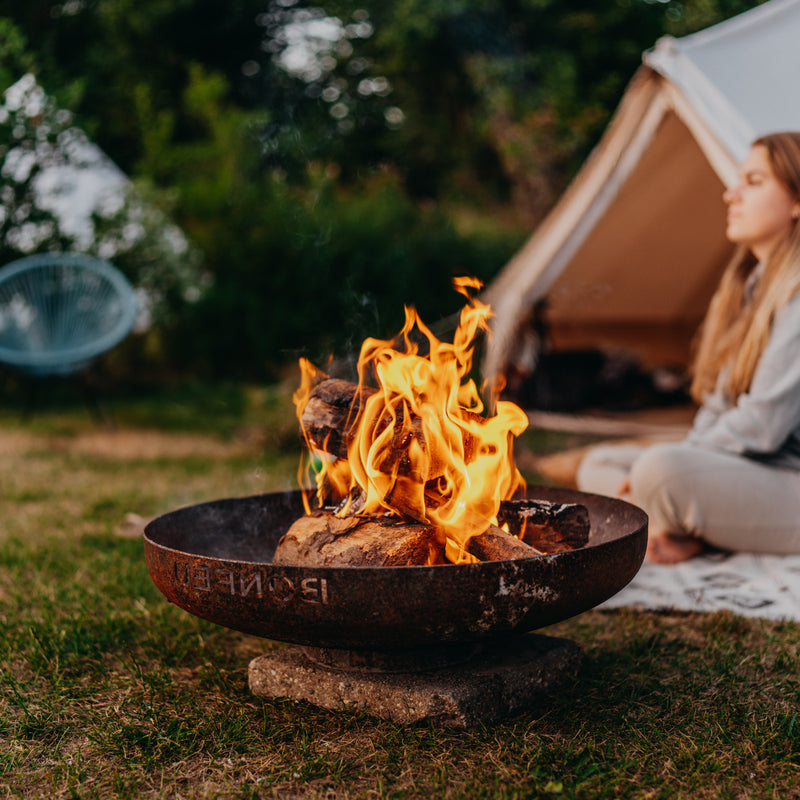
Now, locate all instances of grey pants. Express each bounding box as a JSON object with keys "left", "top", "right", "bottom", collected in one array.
[{"left": 576, "top": 441, "right": 800, "bottom": 554}]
